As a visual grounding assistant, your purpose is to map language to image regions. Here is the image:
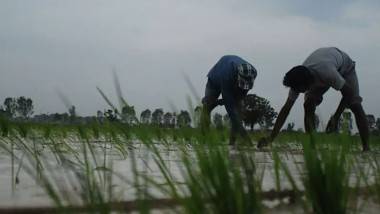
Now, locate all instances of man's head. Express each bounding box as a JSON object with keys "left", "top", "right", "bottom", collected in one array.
[
  {"left": 283, "top": 65, "right": 314, "bottom": 93},
  {"left": 236, "top": 63, "right": 257, "bottom": 90}
]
